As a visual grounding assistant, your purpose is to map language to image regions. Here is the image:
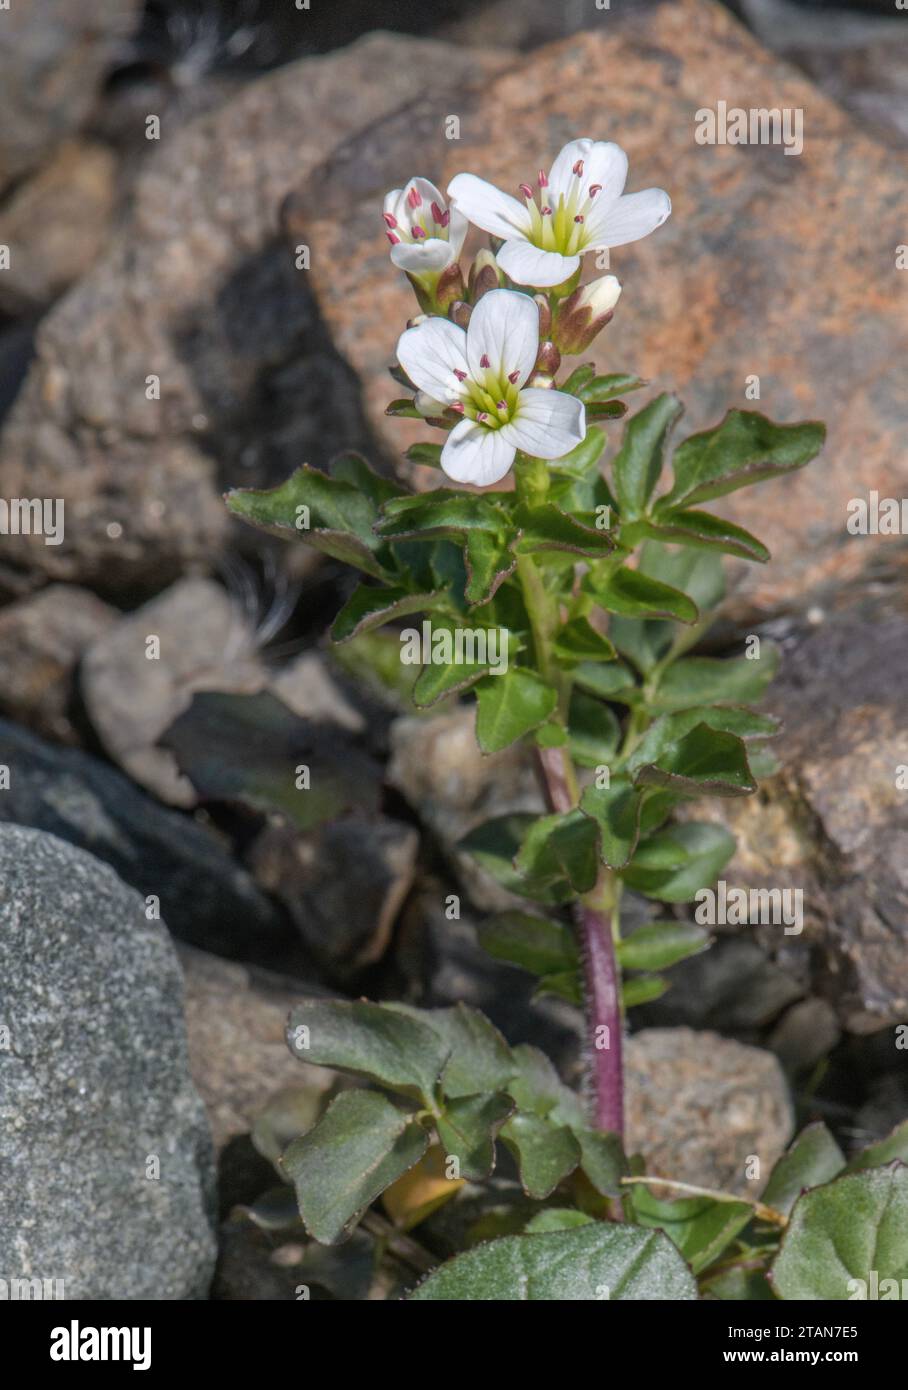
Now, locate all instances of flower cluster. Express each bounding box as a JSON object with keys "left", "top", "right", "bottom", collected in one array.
[{"left": 383, "top": 138, "right": 671, "bottom": 487}]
